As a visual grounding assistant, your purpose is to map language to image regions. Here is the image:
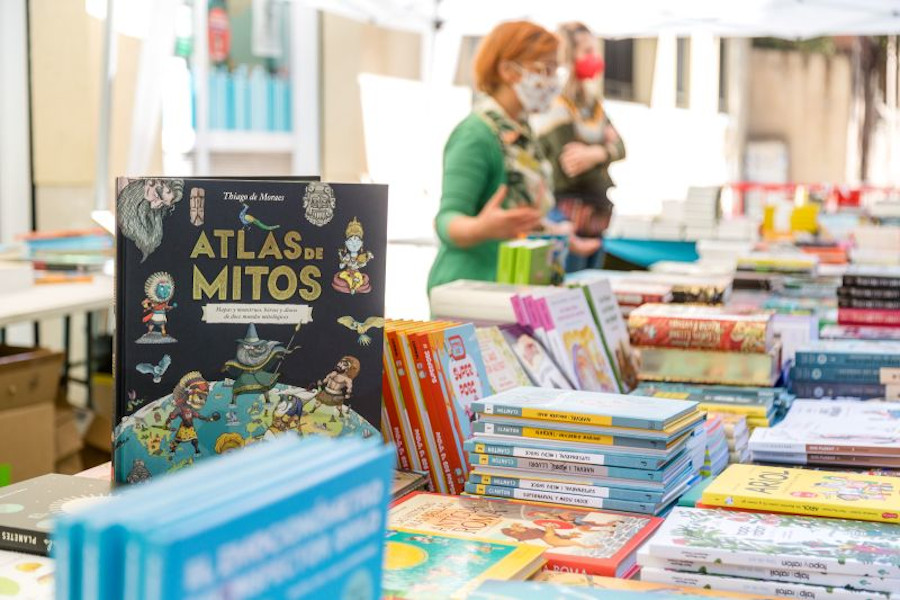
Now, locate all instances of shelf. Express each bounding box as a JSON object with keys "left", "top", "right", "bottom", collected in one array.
[{"left": 203, "top": 130, "right": 295, "bottom": 154}]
